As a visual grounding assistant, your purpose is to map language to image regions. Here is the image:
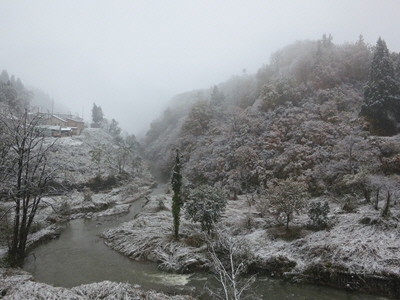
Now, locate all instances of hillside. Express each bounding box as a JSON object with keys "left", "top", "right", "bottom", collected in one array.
[
  {"left": 142, "top": 36, "right": 400, "bottom": 199},
  {"left": 134, "top": 36, "right": 400, "bottom": 297}
]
